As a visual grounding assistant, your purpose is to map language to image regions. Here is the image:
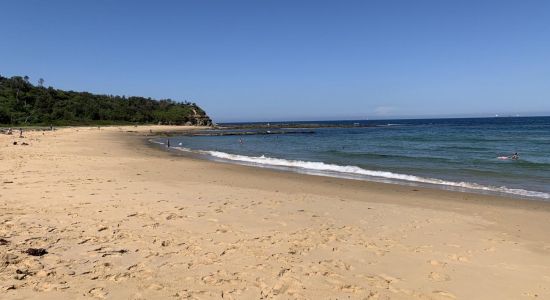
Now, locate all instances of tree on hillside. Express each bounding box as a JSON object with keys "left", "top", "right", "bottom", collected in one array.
[{"left": 0, "top": 74, "right": 212, "bottom": 126}]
